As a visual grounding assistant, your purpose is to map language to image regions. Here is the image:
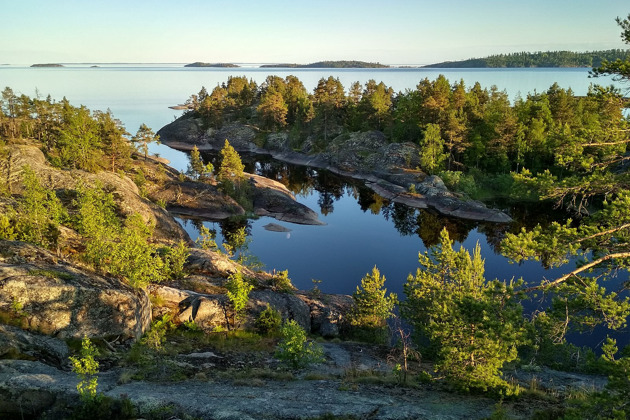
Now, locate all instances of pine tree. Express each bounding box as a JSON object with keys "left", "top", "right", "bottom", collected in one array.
[
  {"left": 217, "top": 139, "right": 245, "bottom": 189},
  {"left": 403, "top": 229, "right": 527, "bottom": 391}
]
